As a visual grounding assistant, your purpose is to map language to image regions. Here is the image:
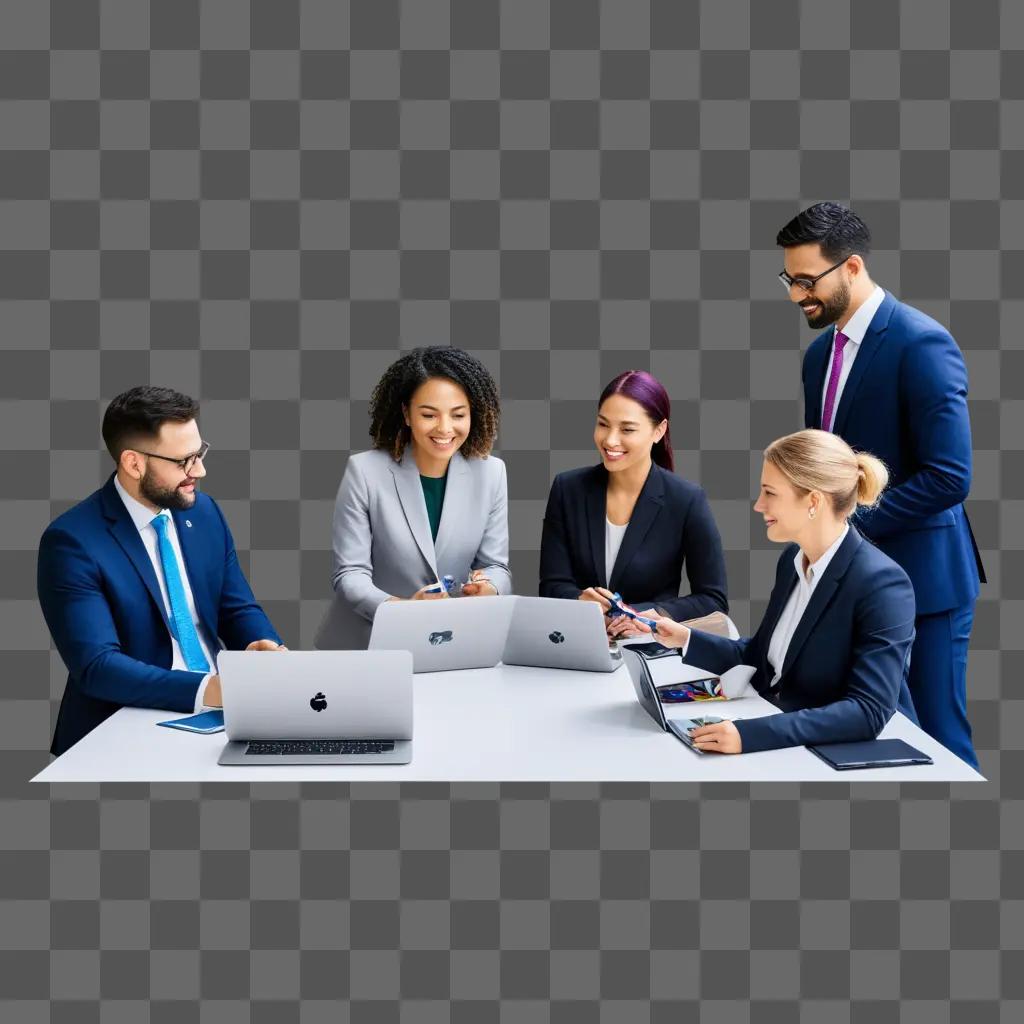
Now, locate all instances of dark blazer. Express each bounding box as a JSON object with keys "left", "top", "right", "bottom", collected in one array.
[
  {"left": 682, "top": 527, "right": 916, "bottom": 754},
  {"left": 38, "top": 475, "right": 281, "bottom": 756},
  {"left": 539, "top": 462, "right": 728, "bottom": 621},
  {"left": 803, "top": 291, "right": 985, "bottom": 615}
]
